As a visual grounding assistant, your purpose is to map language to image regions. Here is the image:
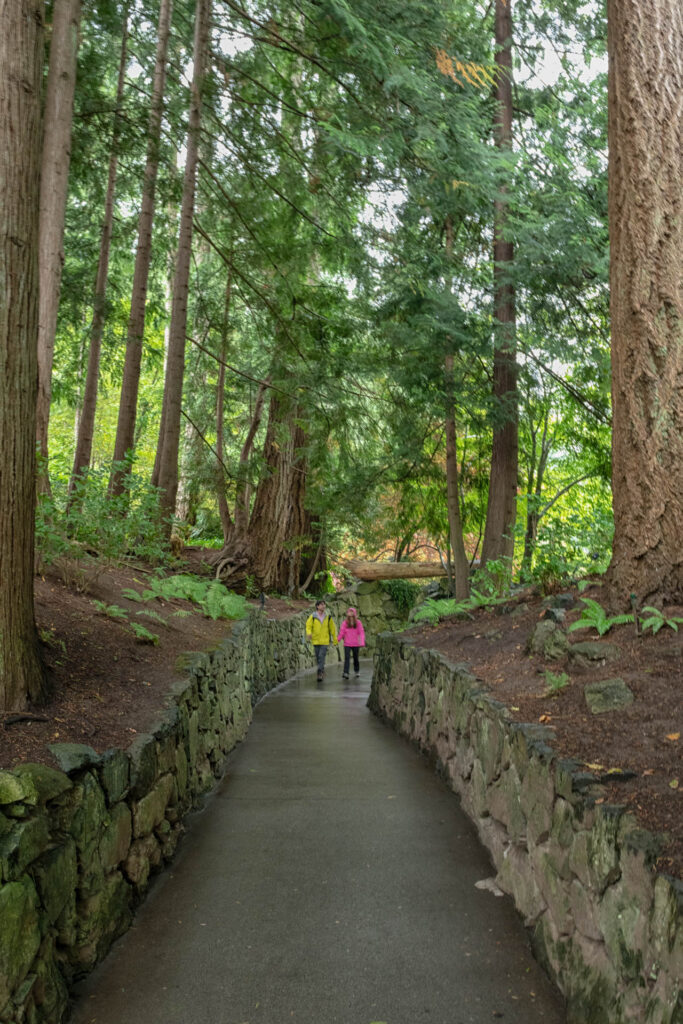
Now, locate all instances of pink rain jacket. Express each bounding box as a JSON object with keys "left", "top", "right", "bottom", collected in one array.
[{"left": 338, "top": 617, "right": 365, "bottom": 648}]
